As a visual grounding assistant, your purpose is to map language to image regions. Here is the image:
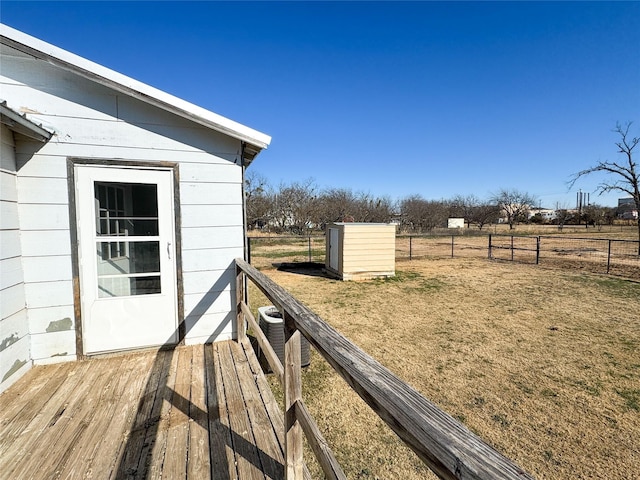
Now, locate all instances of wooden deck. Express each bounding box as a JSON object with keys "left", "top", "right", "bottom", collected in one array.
[{"left": 0, "top": 339, "right": 287, "bottom": 480}]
